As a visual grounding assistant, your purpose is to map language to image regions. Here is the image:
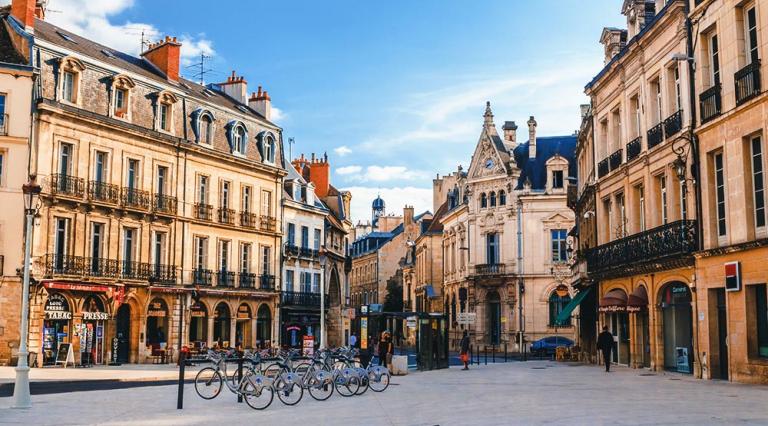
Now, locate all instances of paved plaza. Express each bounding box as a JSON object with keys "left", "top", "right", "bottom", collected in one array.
[{"left": 1, "top": 361, "right": 767, "bottom": 425}]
